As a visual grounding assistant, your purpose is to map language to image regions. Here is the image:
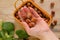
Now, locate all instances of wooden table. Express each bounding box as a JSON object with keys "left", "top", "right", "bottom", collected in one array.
[{"left": 0, "top": 0, "right": 60, "bottom": 39}]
